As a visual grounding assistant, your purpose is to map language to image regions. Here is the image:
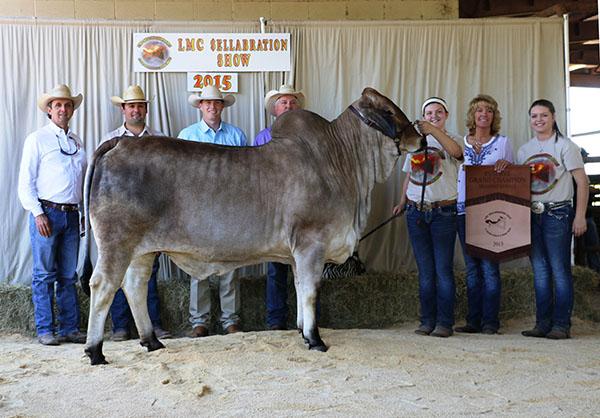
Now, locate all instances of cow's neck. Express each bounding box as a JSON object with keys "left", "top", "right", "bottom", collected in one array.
[{"left": 329, "top": 110, "right": 400, "bottom": 237}]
